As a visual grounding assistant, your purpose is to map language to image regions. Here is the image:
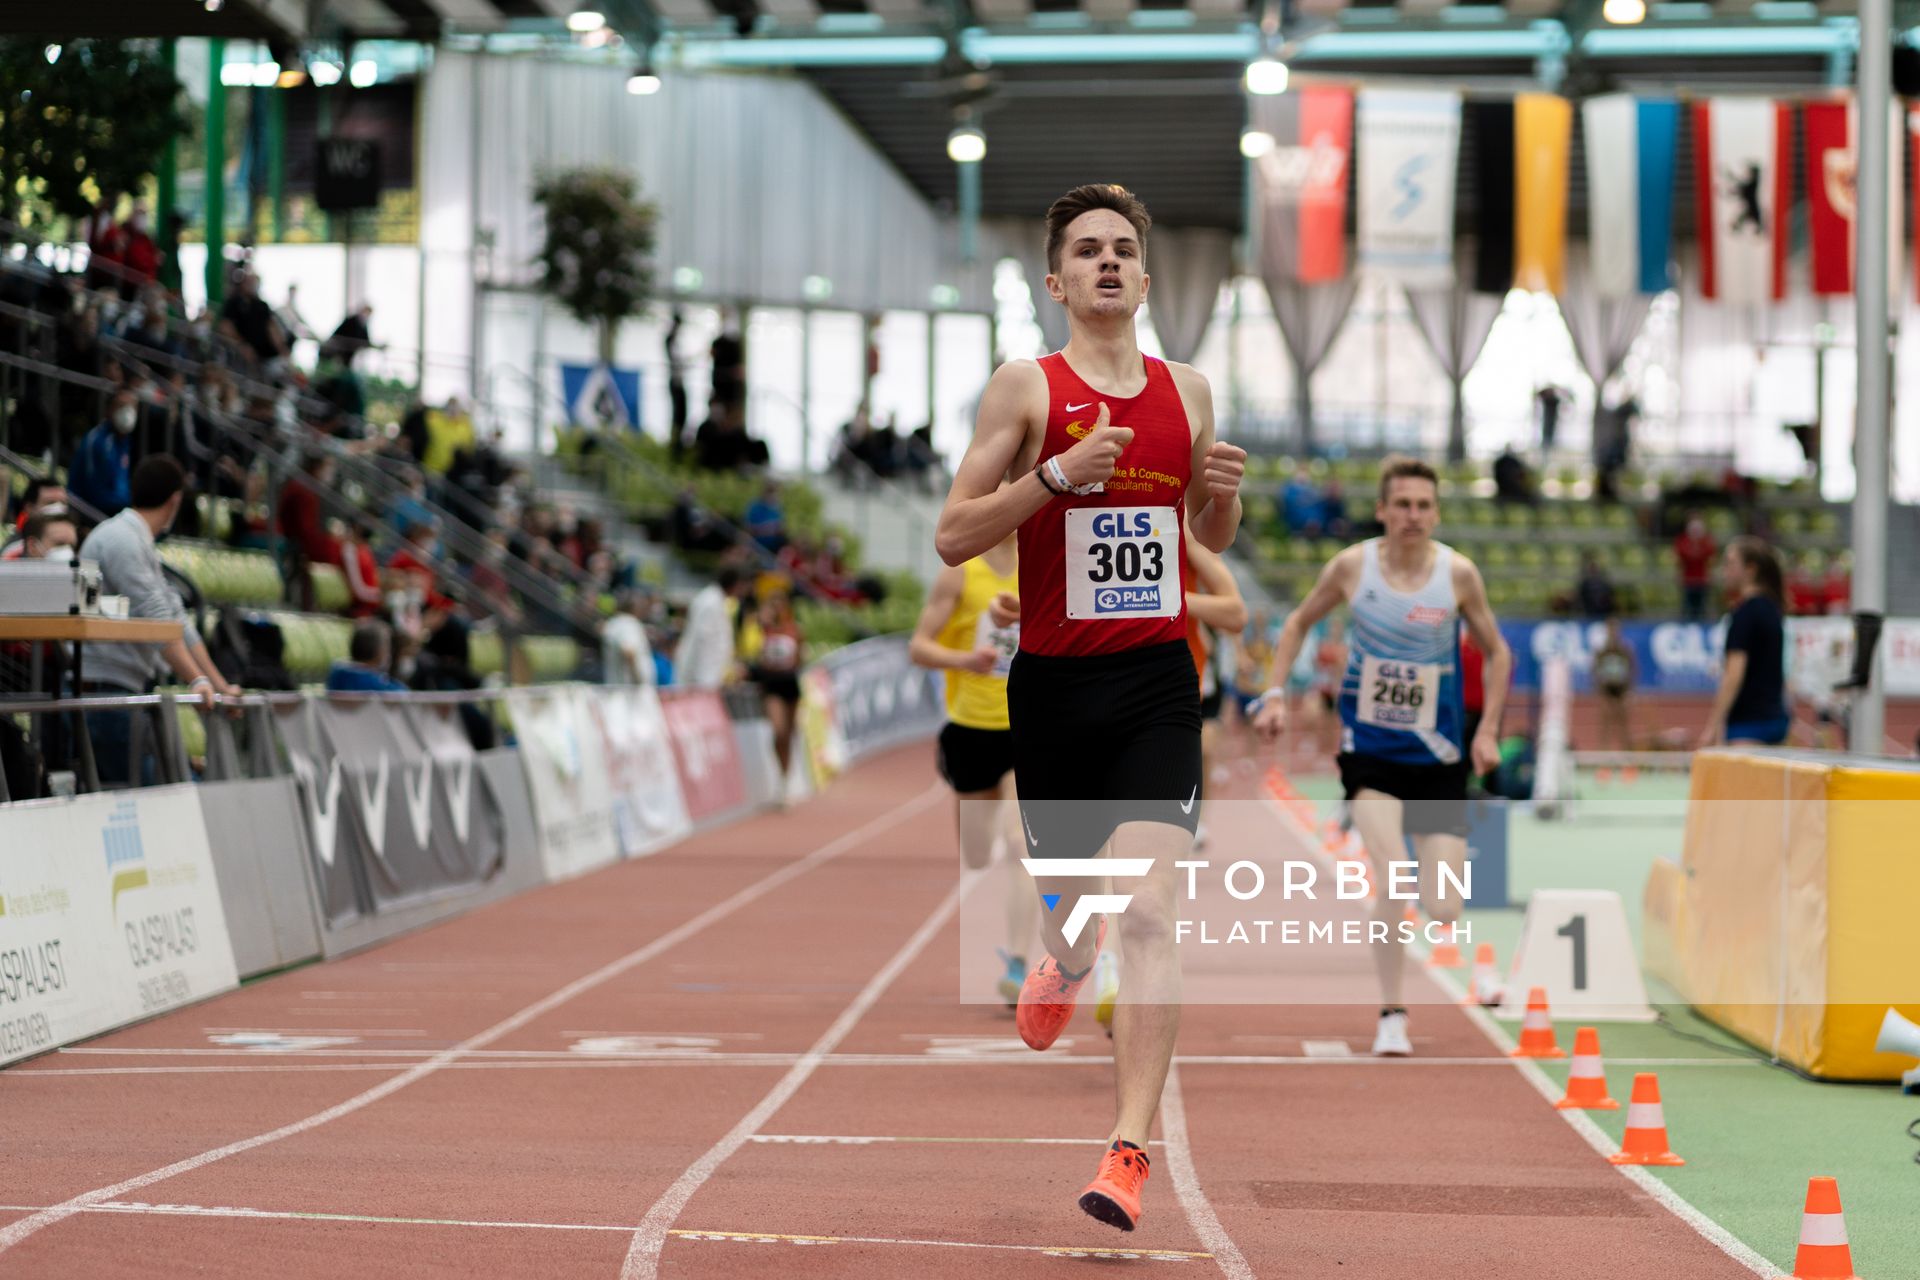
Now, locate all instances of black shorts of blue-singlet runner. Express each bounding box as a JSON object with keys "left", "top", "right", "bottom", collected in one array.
[
  {"left": 1007, "top": 639, "right": 1203, "bottom": 859},
  {"left": 1337, "top": 753, "right": 1471, "bottom": 837}
]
